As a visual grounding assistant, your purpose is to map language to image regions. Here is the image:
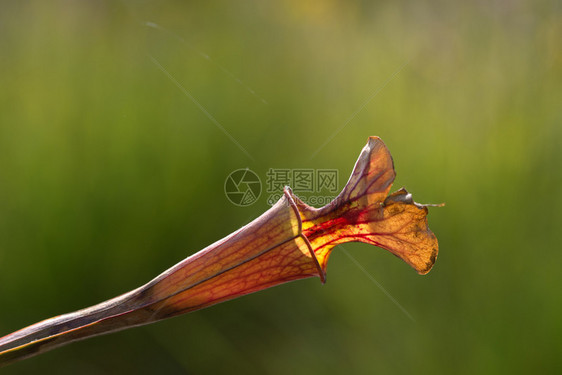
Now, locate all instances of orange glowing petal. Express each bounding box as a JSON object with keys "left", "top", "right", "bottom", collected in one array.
[{"left": 296, "top": 137, "right": 439, "bottom": 275}]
